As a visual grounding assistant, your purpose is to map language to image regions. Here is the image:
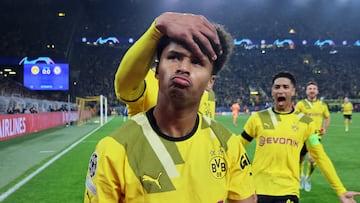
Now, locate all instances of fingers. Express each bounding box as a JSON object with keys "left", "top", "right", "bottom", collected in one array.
[
  {"left": 155, "top": 12, "right": 222, "bottom": 61},
  {"left": 341, "top": 191, "right": 360, "bottom": 203},
  {"left": 196, "top": 15, "right": 222, "bottom": 60},
  {"left": 346, "top": 191, "right": 360, "bottom": 197},
  {"left": 349, "top": 191, "right": 360, "bottom": 197}
]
